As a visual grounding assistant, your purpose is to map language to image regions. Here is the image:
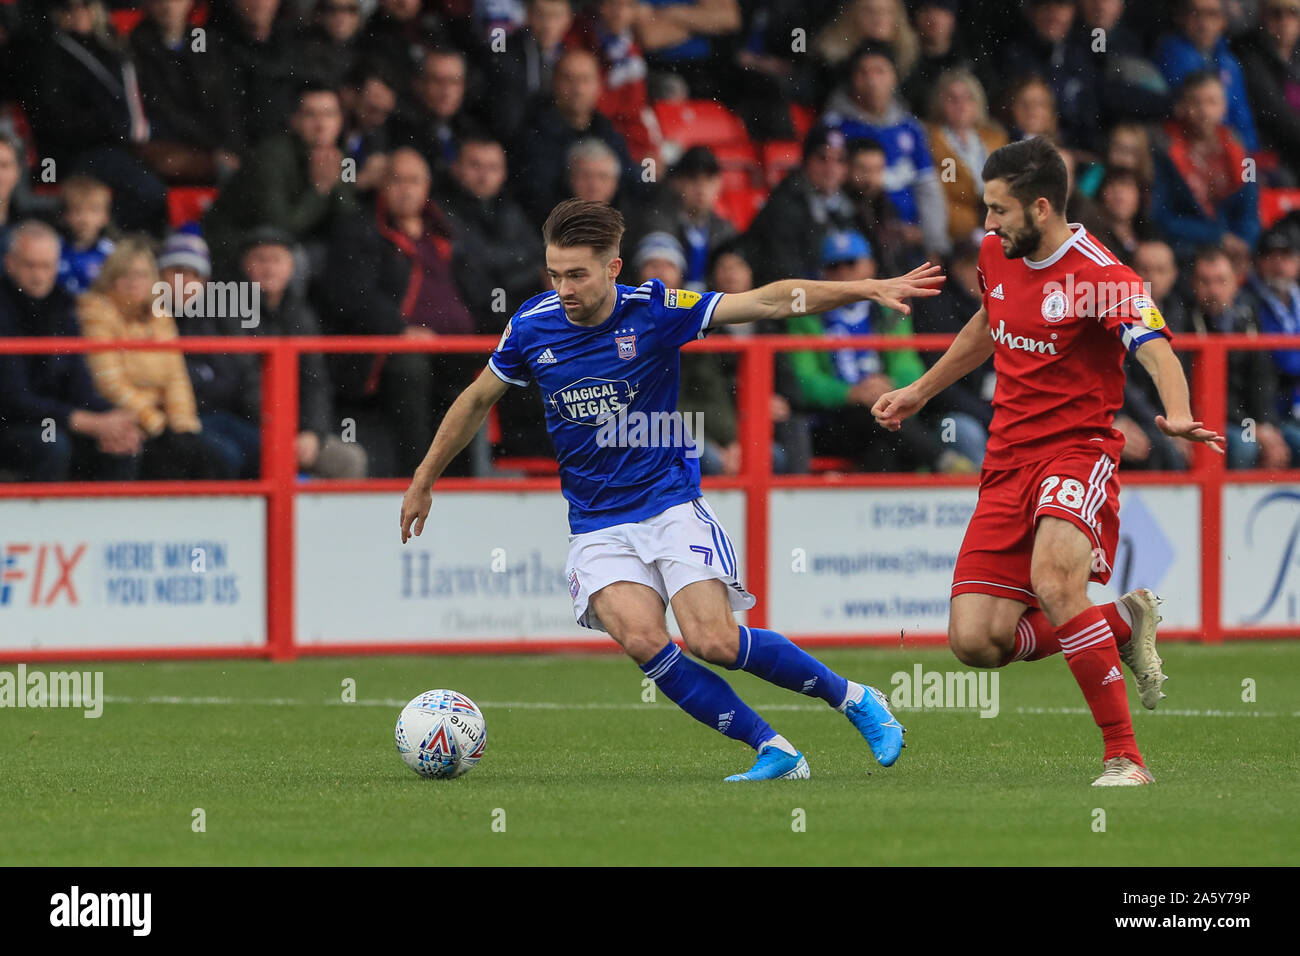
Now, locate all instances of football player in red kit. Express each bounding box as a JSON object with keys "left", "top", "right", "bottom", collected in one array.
[{"left": 872, "top": 137, "right": 1224, "bottom": 786}]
